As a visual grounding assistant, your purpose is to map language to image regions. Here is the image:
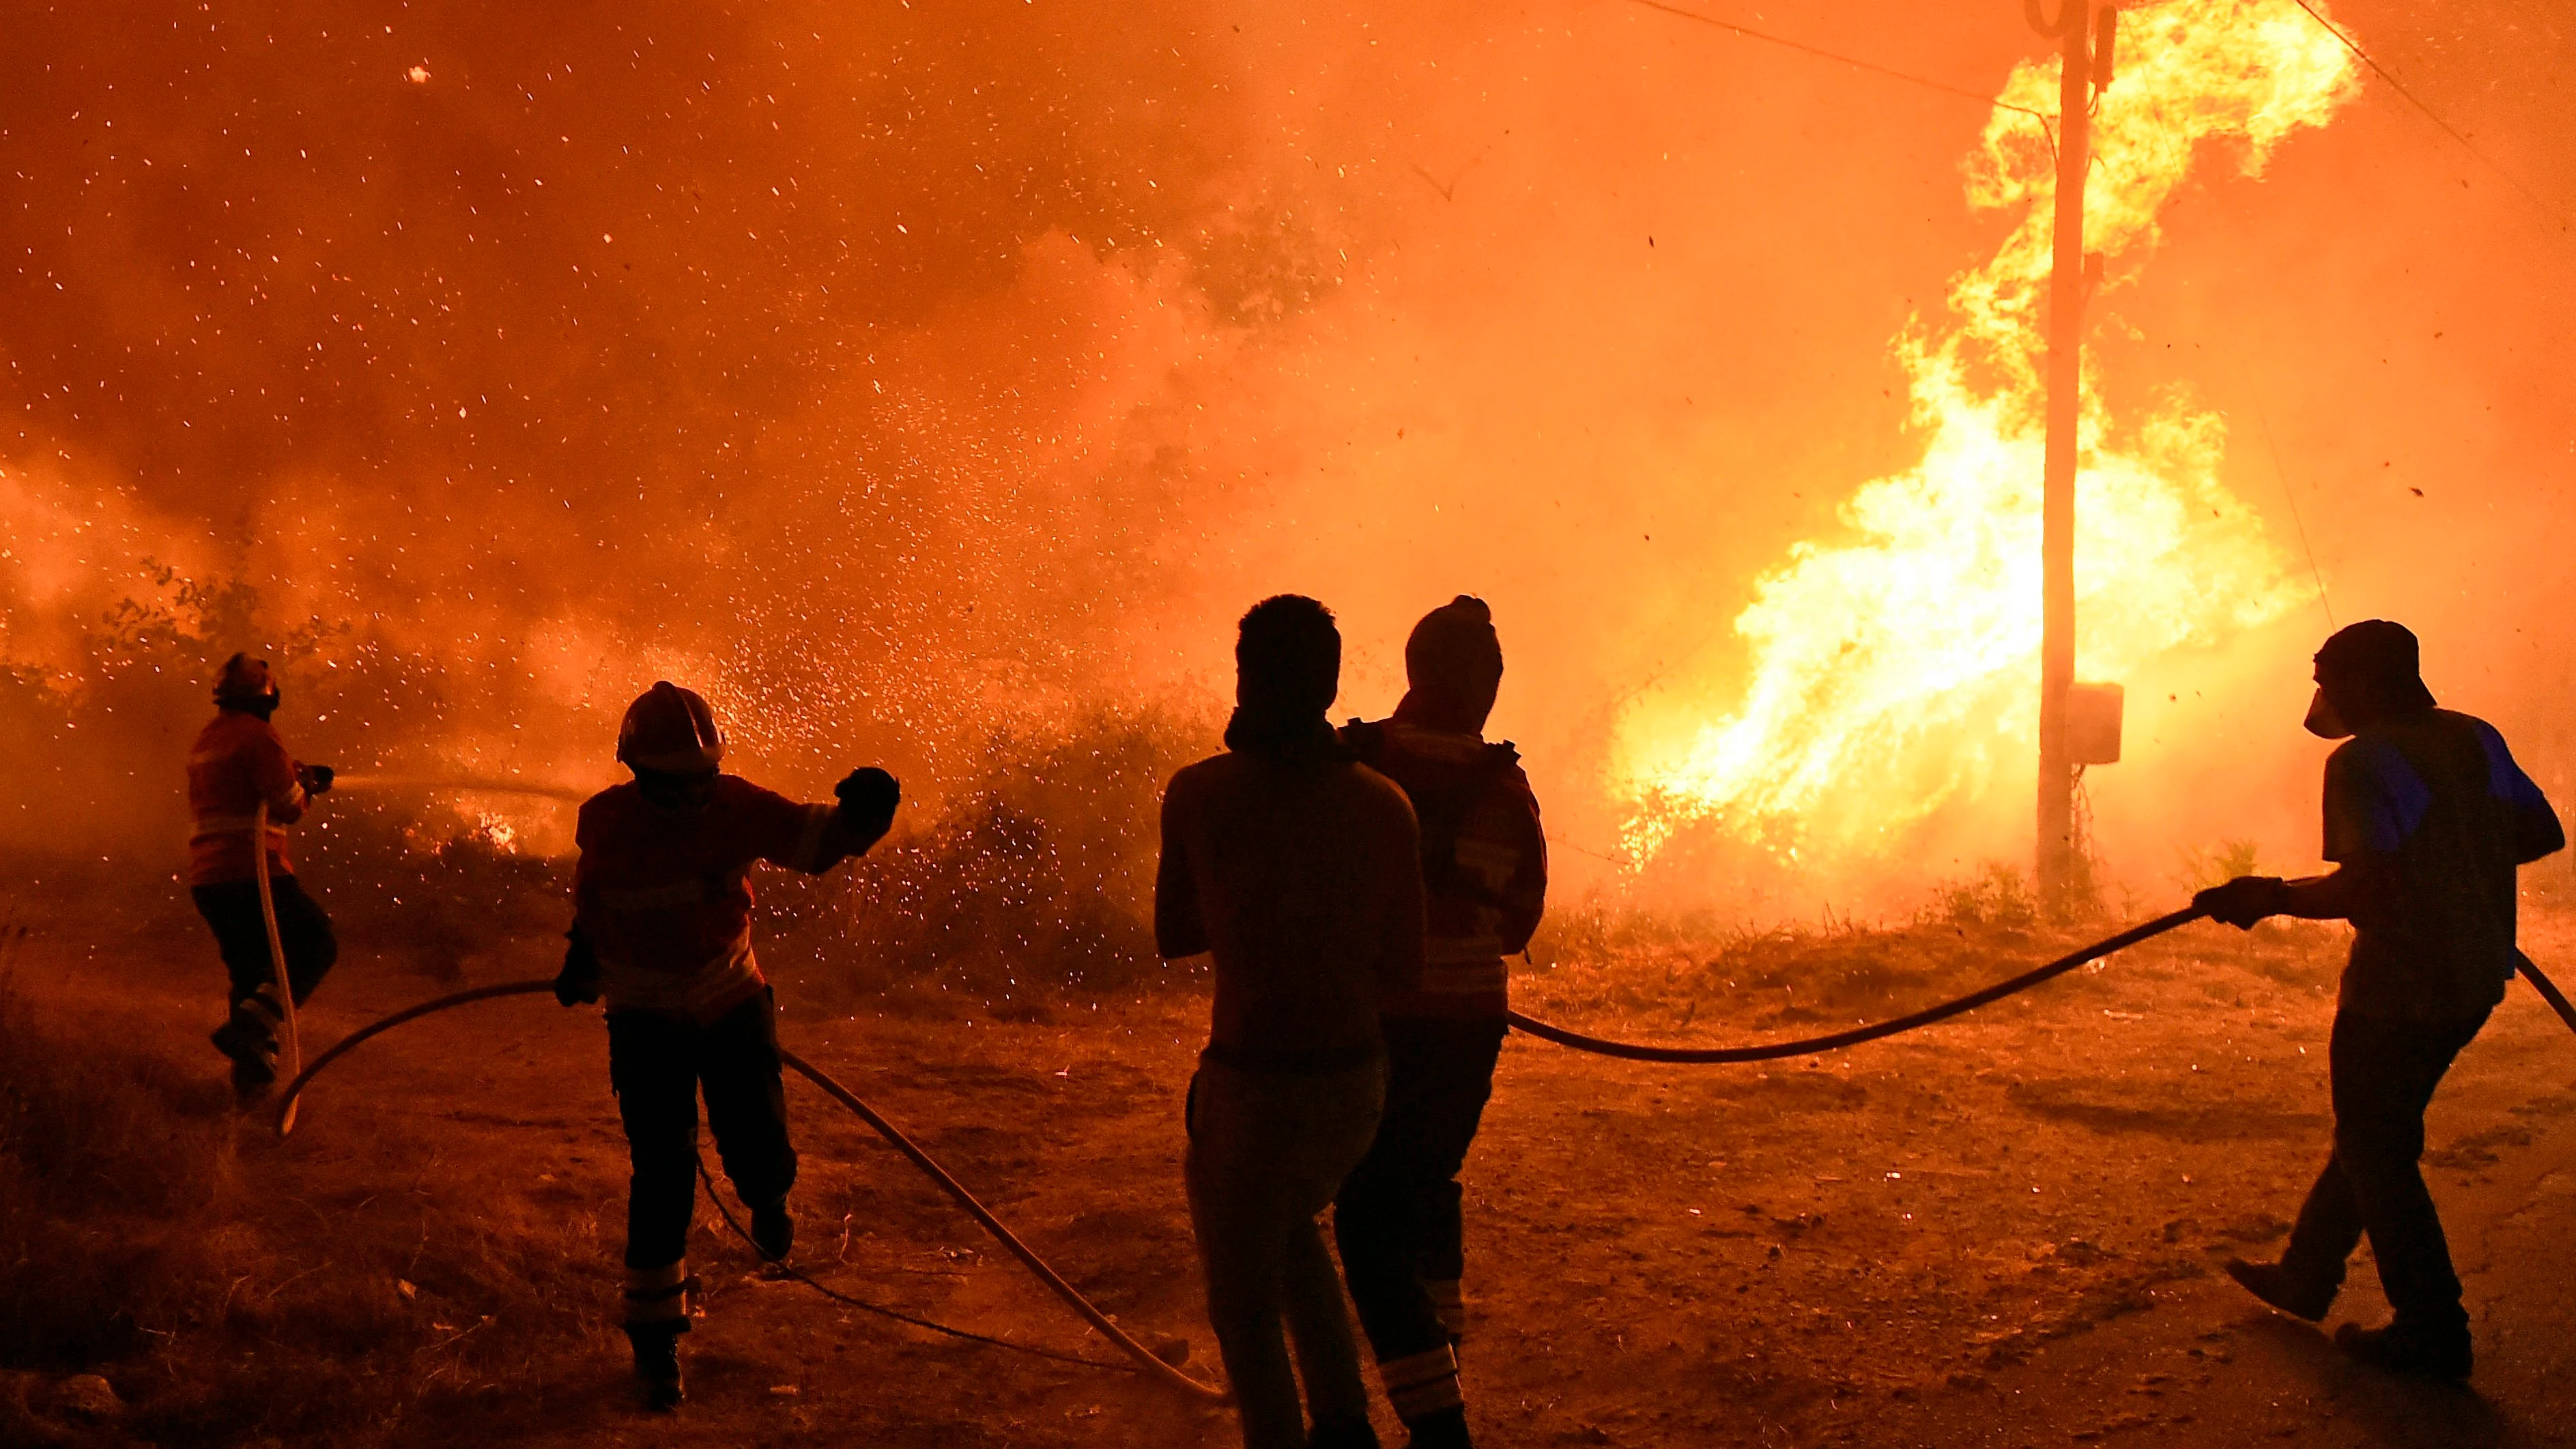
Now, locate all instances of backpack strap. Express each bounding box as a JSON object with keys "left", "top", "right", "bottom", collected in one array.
[
  {"left": 1341, "top": 718, "right": 1388, "bottom": 771},
  {"left": 1416, "top": 741, "right": 1521, "bottom": 903}
]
